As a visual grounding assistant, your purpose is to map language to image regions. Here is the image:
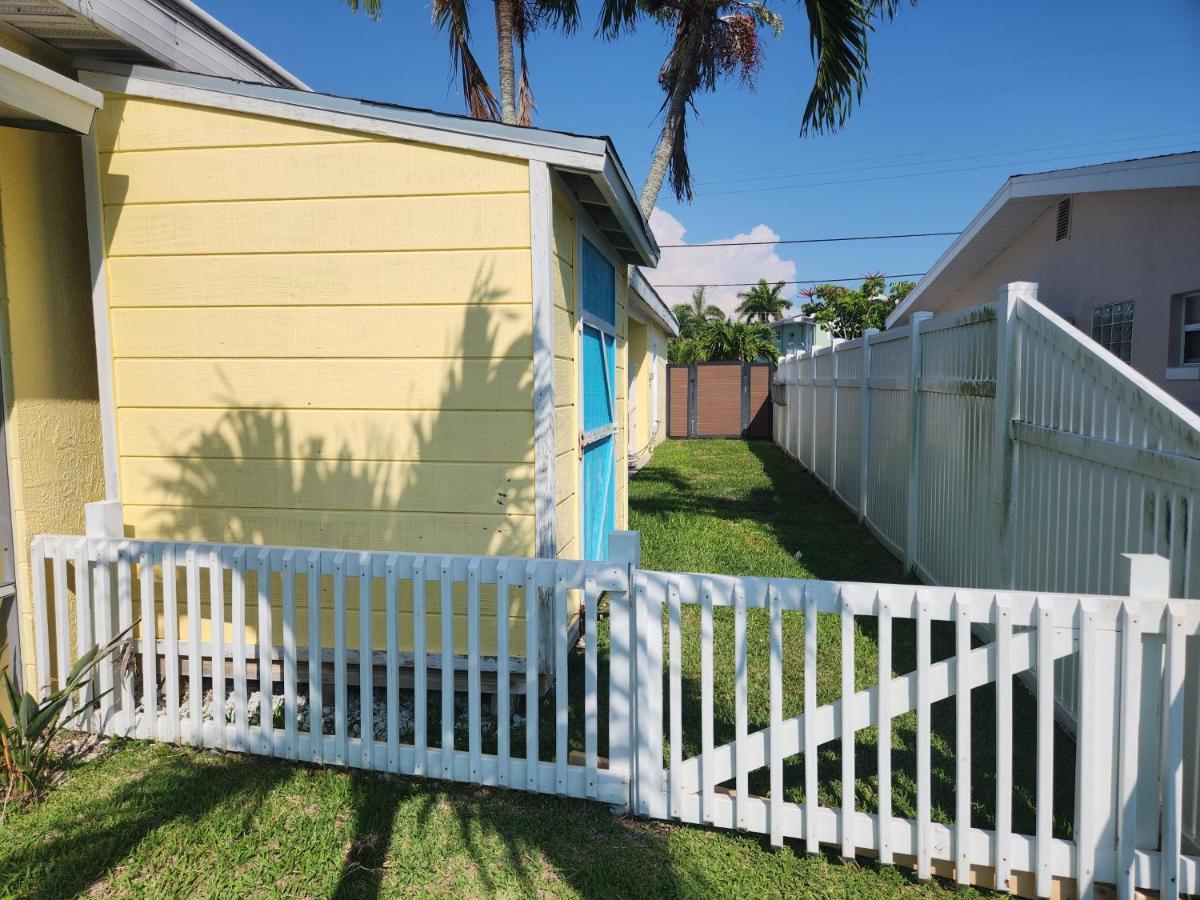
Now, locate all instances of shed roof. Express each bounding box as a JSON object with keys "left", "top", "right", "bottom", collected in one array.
[
  {"left": 887, "top": 151, "right": 1200, "bottom": 326},
  {"left": 80, "top": 61, "right": 660, "bottom": 267},
  {"left": 629, "top": 269, "right": 680, "bottom": 337}
]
